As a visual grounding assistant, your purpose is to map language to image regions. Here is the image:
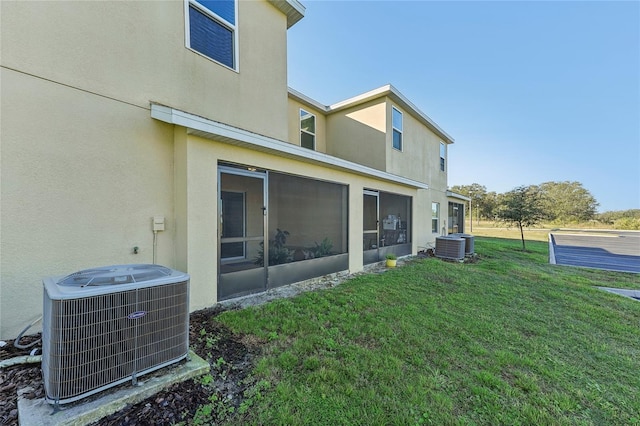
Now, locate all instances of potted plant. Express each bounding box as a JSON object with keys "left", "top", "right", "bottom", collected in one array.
[{"left": 385, "top": 253, "right": 397, "bottom": 268}]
